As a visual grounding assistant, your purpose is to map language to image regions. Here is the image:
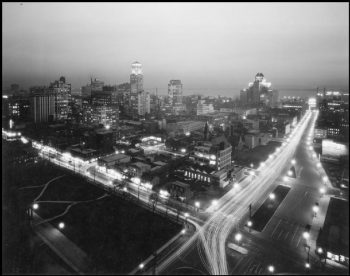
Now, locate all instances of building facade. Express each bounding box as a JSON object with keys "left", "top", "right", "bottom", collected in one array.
[
  {"left": 49, "top": 76, "right": 72, "bottom": 121},
  {"left": 30, "top": 87, "right": 56, "bottom": 123},
  {"left": 240, "top": 73, "right": 279, "bottom": 108}
]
